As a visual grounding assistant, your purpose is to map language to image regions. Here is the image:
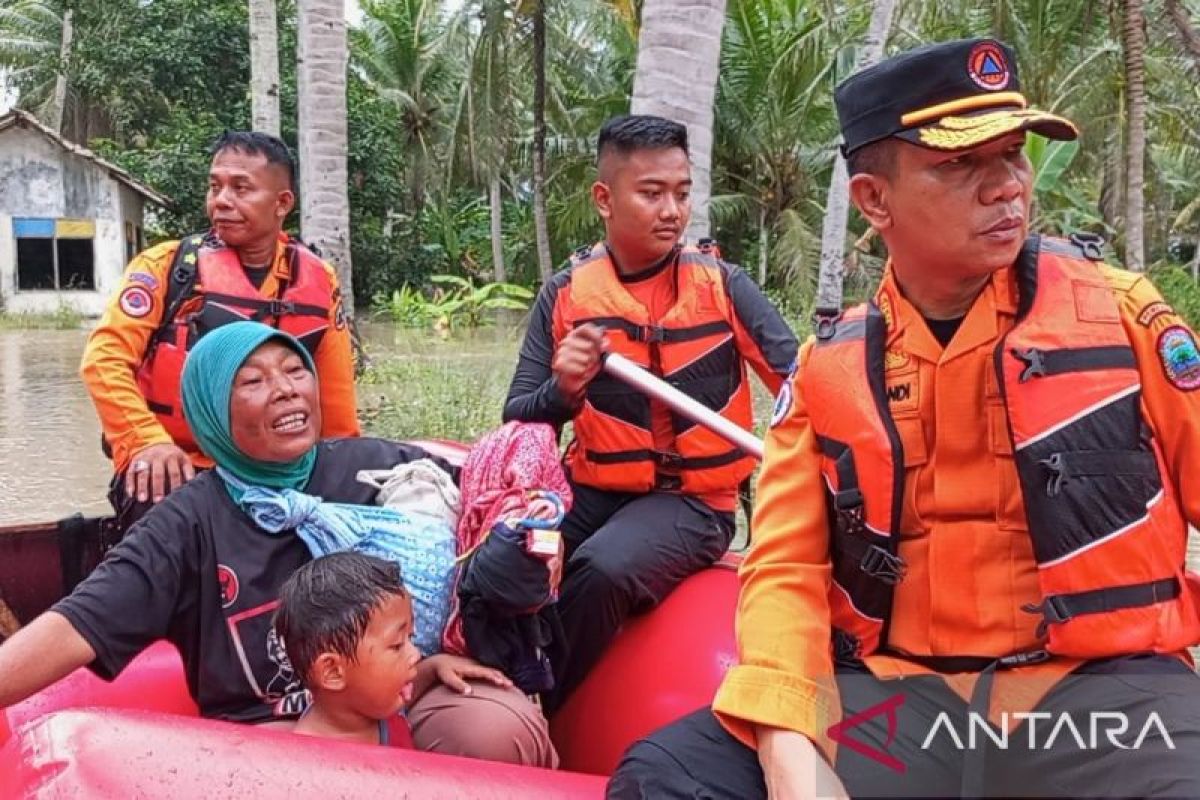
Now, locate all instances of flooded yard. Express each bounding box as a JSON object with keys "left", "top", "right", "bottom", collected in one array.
[{"left": 0, "top": 322, "right": 524, "bottom": 525}]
